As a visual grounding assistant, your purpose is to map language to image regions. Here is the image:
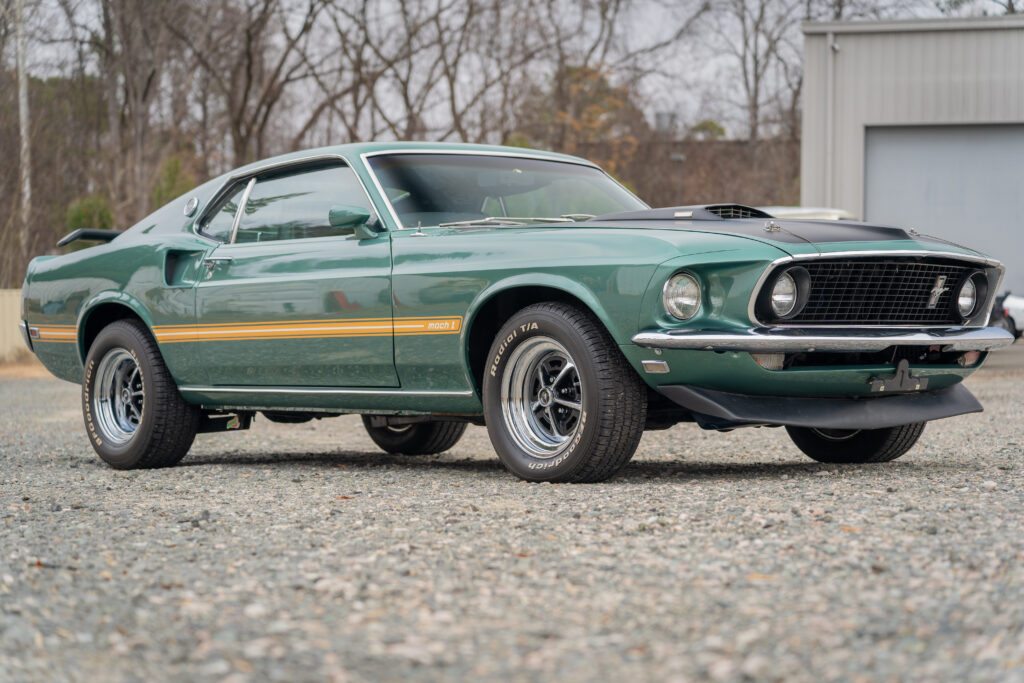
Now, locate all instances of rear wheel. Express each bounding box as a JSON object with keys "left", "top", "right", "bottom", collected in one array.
[
  {"left": 786, "top": 422, "right": 926, "bottom": 464},
  {"left": 482, "top": 302, "right": 646, "bottom": 483},
  {"left": 82, "top": 319, "right": 200, "bottom": 469},
  {"left": 361, "top": 416, "right": 467, "bottom": 455}
]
